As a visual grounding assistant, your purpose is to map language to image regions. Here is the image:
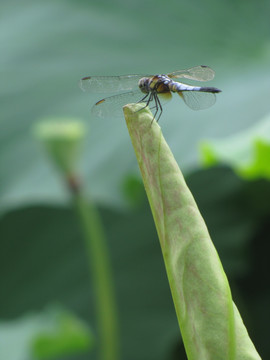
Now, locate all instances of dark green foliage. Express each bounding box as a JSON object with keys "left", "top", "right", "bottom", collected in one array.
[{"left": 1, "top": 167, "right": 270, "bottom": 358}]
